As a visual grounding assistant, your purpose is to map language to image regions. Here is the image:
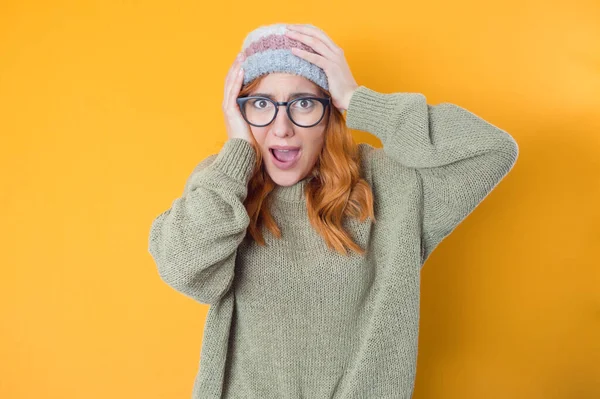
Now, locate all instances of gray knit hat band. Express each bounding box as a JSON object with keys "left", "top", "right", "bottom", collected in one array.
[{"left": 240, "top": 23, "right": 329, "bottom": 91}]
